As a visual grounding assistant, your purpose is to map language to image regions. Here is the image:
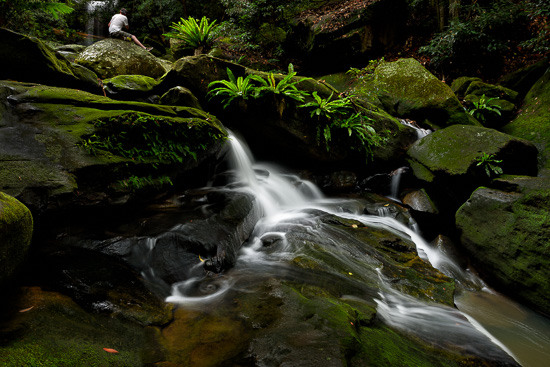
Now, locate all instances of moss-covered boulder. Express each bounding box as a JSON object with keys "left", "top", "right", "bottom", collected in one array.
[
  {"left": 0, "top": 81, "right": 227, "bottom": 213},
  {"left": 455, "top": 176, "right": 550, "bottom": 315},
  {"left": 159, "top": 55, "right": 416, "bottom": 171},
  {"left": 76, "top": 39, "right": 170, "bottom": 79},
  {"left": 450, "top": 76, "right": 482, "bottom": 99},
  {"left": 498, "top": 57, "right": 549, "bottom": 99},
  {"left": 0, "top": 28, "right": 100, "bottom": 94},
  {"left": 102, "top": 74, "right": 159, "bottom": 101},
  {"left": 369, "top": 58, "right": 477, "bottom": 129},
  {"left": 159, "top": 86, "right": 203, "bottom": 110},
  {"left": 407, "top": 125, "right": 538, "bottom": 208},
  {"left": 0, "top": 192, "right": 33, "bottom": 286},
  {"left": 502, "top": 65, "right": 550, "bottom": 176}
]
